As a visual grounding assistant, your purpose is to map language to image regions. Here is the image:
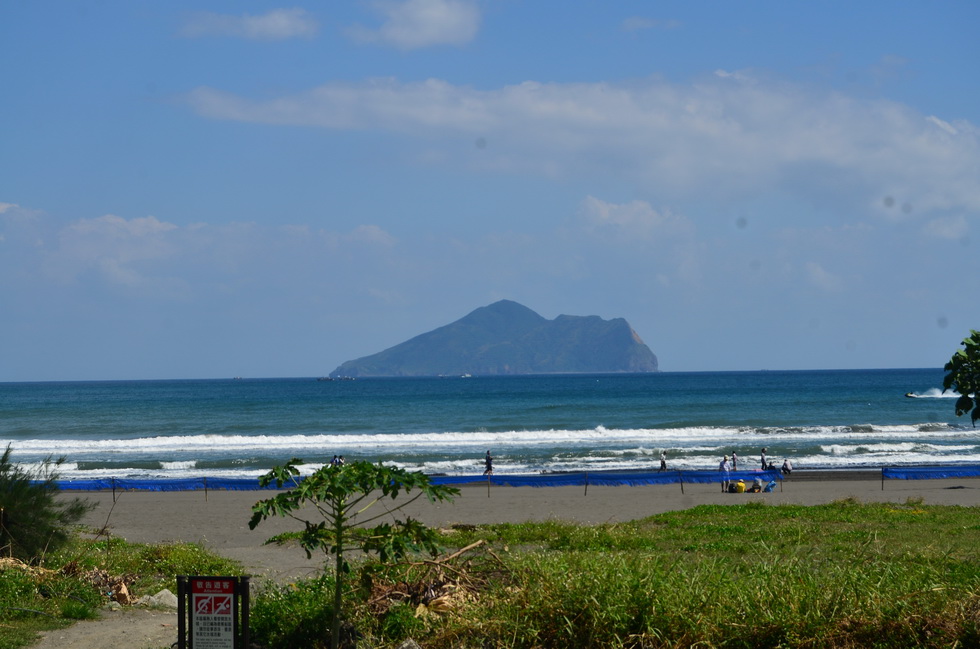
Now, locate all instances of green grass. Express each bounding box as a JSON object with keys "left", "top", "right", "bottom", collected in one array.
[
  {"left": 0, "top": 535, "right": 243, "bottom": 649},
  {"left": 296, "top": 499, "right": 980, "bottom": 649},
  {"left": 7, "top": 500, "right": 980, "bottom": 648}
]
